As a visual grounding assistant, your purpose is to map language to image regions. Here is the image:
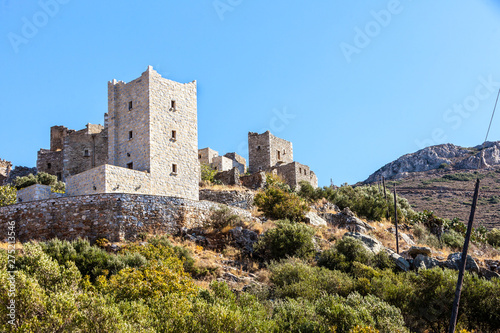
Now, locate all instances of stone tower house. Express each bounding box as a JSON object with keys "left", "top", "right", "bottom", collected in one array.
[
  {"left": 106, "top": 65, "right": 199, "bottom": 199},
  {"left": 62, "top": 66, "right": 199, "bottom": 201},
  {"left": 248, "top": 131, "right": 293, "bottom": 173}
]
